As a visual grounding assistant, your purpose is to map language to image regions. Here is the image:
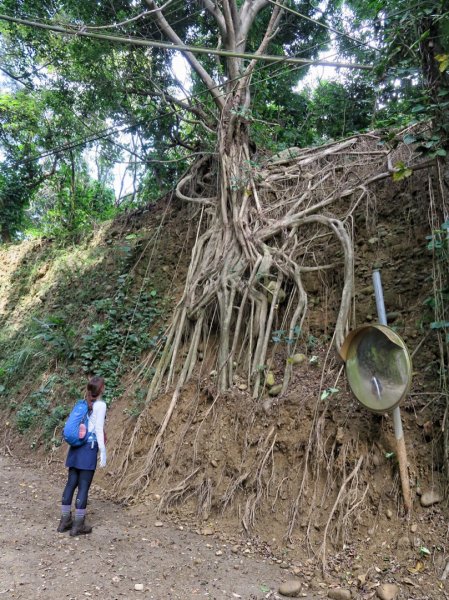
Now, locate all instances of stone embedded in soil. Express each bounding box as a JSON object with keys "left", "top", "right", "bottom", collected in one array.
[
  {"left": 265, "top": 371, "right": 275, "bottom": 387},
  {"left": 386, "top": 509, "right": 393, "bottom": 519},
  {"left": 201, "top": 527, "right": 214, "bottom": 535},
  {"left": 377, "top": 583, "right": 399, "bottom": 600},
  {"left": 278, "top": 579, "right": 302, "bottom": 597},
  {"left": 410, "top": 523, "right": 418, "bottom": 533},
  {"left": 420, "top": 490, "right": 443, "bottom": 507},
  {"left": 396, "top": 535, "right": 411, "bottom": 550},
  {"left": 289, "top": 353, "right": 306, "bottom": 365},
  {"left": 262, "top": 399, "right": 274, "bottom": 413},
  {"left": 154, "top": 520, "right": 164, "bottom": 527},
  {"left": 268, "top": 384, "right": 283, "bottom": 396},
  {"left": 134, "top": 583, "right": 144, "bottom": 591},
  {"left": 328, "top": 588, "right": 351, "bottom": 600}
]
